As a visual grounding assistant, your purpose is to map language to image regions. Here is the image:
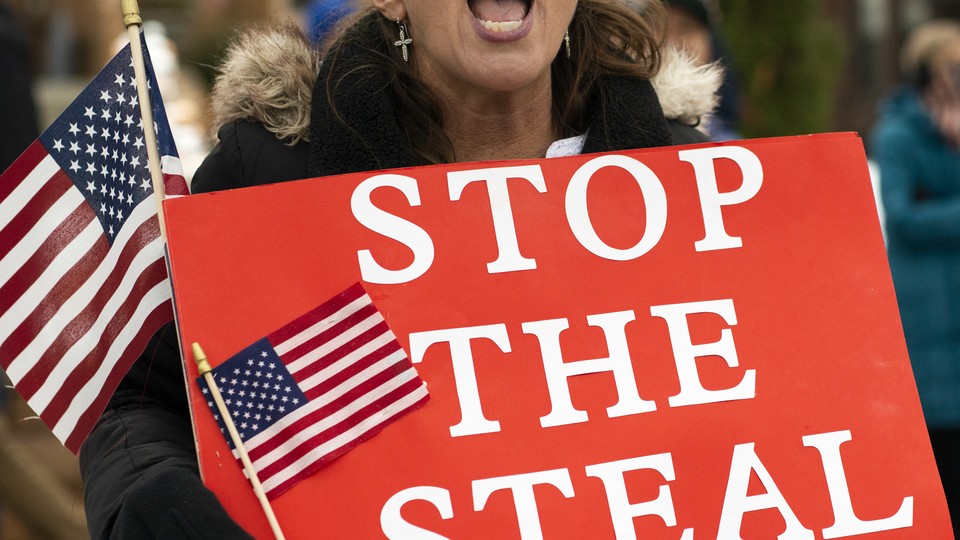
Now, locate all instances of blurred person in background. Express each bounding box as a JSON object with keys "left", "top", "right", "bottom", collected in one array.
[
  {"left": 1, "top": 3, "right": 89, "bottom": 538},
  {"left": 0, "top": 3, "right": 37, "bottom": 504},
  {"left": 628, "top": 0, "right": 741, "bottom": 141},
  {"left": 870, "top": 19, "right": 960, "bottom": 535},
  {"left": 0, "top": 0, "right": 37, "bottom": 169}
]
